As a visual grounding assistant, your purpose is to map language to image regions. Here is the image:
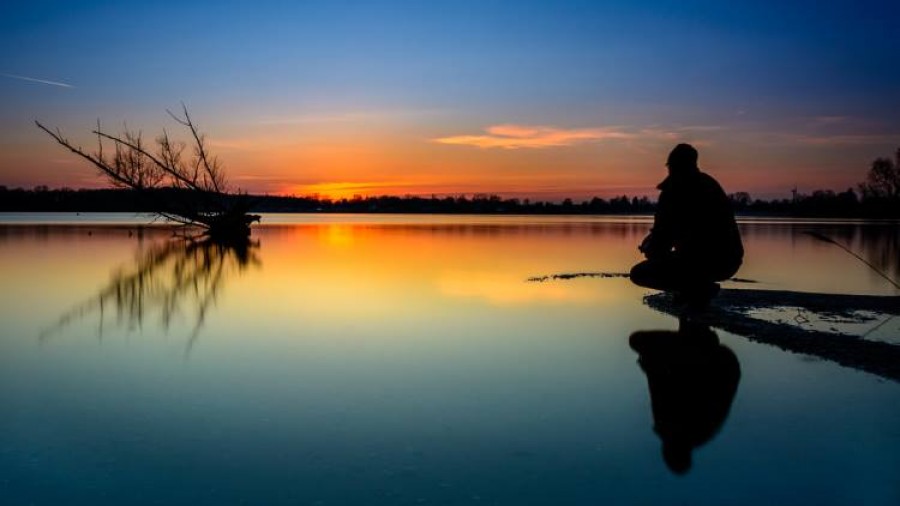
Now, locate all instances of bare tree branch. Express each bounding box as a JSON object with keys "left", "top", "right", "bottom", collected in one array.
[
  {"left": 36, "top": 121, "right": 138, "bottom": 189},
  {"left": 36, "top": 107, "right": 259, "bottom": 239},
  {"left": 167, "top": 103, "right": 225, "bottom": 193}
]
